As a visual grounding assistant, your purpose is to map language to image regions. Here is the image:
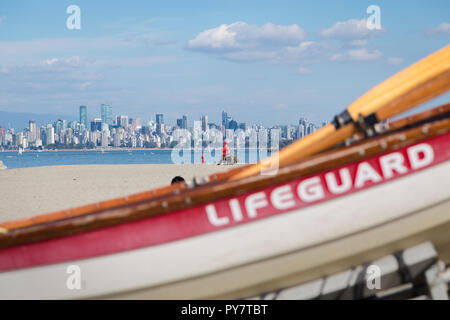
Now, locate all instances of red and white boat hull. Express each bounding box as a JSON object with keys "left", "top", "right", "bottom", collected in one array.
[{"left": 0, "top": 133, "right": 449, "bottom": 299}]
